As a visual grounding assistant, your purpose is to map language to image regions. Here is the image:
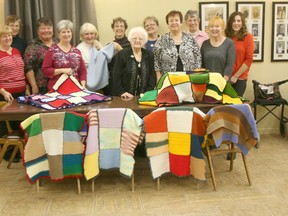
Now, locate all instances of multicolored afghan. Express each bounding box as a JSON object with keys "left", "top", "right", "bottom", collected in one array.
[
  {"left": 84, "top": 108, "right": 143, "bottom": 180},
  {"left": 143, "top": 107, "right": 207, "bottom": 181},
  {"left": 17, "top": 74, "right": 111, "bottom": 110},
  {"left": 203, "top": 104, "right": 259, "bottom": 155},
  {"left": 138, "top": 72, "right": 242, "bottom": 106},
  {"left": 20, "top": 112, "right": 86, "bottom": 184}
]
